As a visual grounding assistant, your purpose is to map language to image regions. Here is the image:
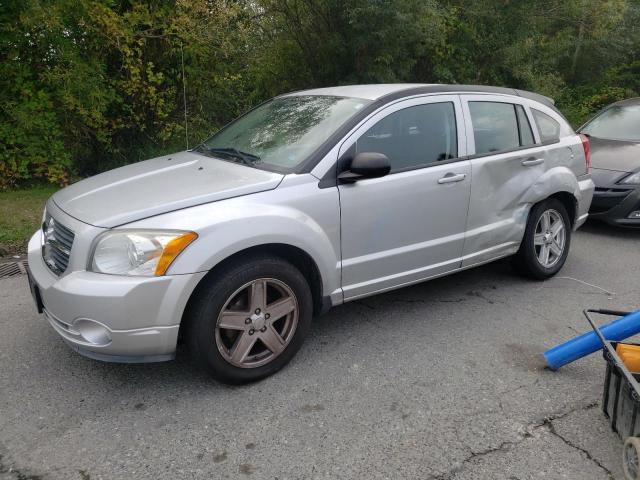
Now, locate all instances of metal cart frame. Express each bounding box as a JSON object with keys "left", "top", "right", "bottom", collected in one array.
[{"left": 584, "top": 308, "right": 640, "bottom": 480}]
